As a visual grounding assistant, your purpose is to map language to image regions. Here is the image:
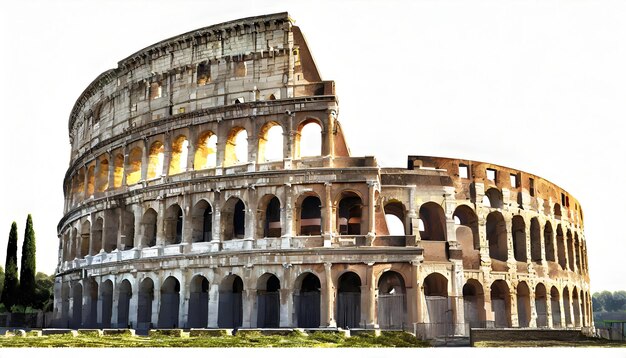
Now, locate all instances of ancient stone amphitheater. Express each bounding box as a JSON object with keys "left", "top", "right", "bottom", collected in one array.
[{"left": 53, "top": 12, "right": 591, "bottom": 335}]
